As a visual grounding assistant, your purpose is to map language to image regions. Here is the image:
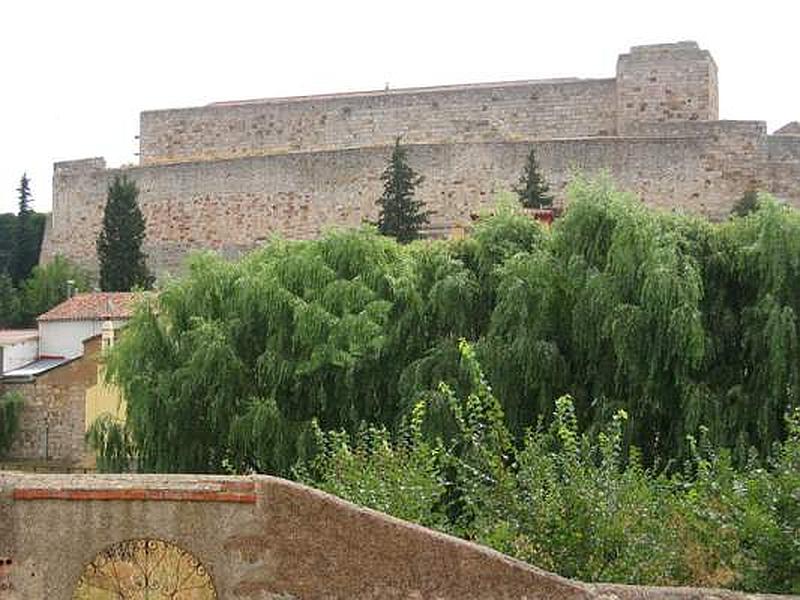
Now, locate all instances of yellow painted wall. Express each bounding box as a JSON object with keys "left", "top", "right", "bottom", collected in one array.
[
  {"left": 83, "top": 336, "right": 126, "bottom": 432},
  {"left": 84, "top": 365, "right": 126, "bottom": 431}
]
